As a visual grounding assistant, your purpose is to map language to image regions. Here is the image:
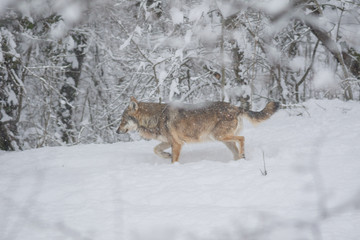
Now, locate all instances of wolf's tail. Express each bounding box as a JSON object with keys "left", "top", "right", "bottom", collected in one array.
[{"left": 242, "top": 102, "right": 280, "bottom": 125}]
